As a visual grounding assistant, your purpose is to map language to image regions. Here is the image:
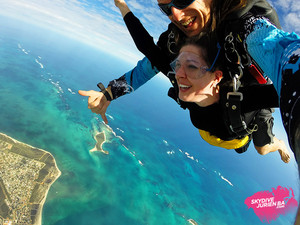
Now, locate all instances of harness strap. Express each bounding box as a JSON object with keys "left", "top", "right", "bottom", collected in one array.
[
  {"left": 221, "top": 23, "right": 265, "bottom": 137},
  {"left": 226, "top": 92, "right": 249, "bottom": 136}
]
